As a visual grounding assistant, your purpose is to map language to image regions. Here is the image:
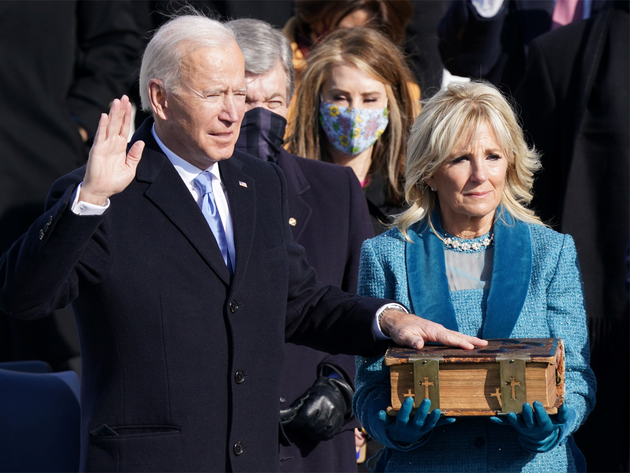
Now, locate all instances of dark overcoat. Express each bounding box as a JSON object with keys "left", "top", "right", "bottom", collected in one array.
[
  {"left": 275, "top": 149, "right": 373, "bottom": 472},
  {"left": 0, "top": 0, "right": 142, "bottom": 369},
  {"left": 438, "top": 0, "right": 607, "bottom": 93},
  {"left": 515, "top": 6, "right": 629, "bottom": 470},
  {"left": 0, "top": 120, "right": 389, "bottom": 472}
]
